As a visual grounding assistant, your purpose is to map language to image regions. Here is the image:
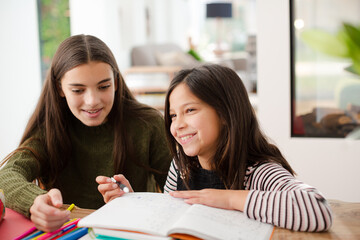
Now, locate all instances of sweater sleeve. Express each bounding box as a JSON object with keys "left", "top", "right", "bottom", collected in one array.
[
  {"left": 243, "top": 162, "right": 333, "bottom": 232},
  {"left": 164, "top": 159, "right": 178, "bottom": 193},
  {"left": 0, "top": 139, "right": 47, "bottom": 218}
]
